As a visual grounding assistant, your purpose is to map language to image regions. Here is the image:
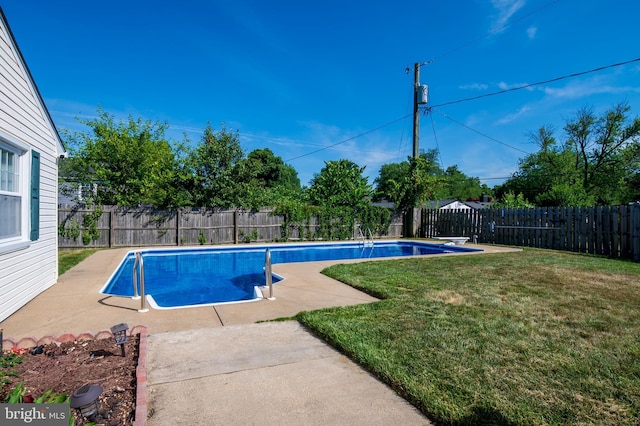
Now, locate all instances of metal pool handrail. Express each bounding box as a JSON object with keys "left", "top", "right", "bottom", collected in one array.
[
  {"left": 132, "top": 254, "right": 140, "bottom": 299},
  {"left": 366, "top": 228, "right": 375, "bottom": 247},
  {"left": 133, "top": 251, "right": 149, "bottom": 313},
  {"left": 265, "top": 249, "right": 275, "bottom": 300}
]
